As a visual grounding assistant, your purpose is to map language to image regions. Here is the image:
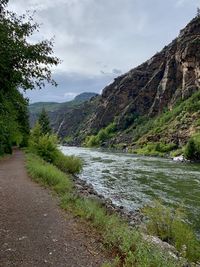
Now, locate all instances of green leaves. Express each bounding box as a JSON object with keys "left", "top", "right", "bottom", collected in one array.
[{"left": 0, "top": 3, "right": 60, "bottom": 91}]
